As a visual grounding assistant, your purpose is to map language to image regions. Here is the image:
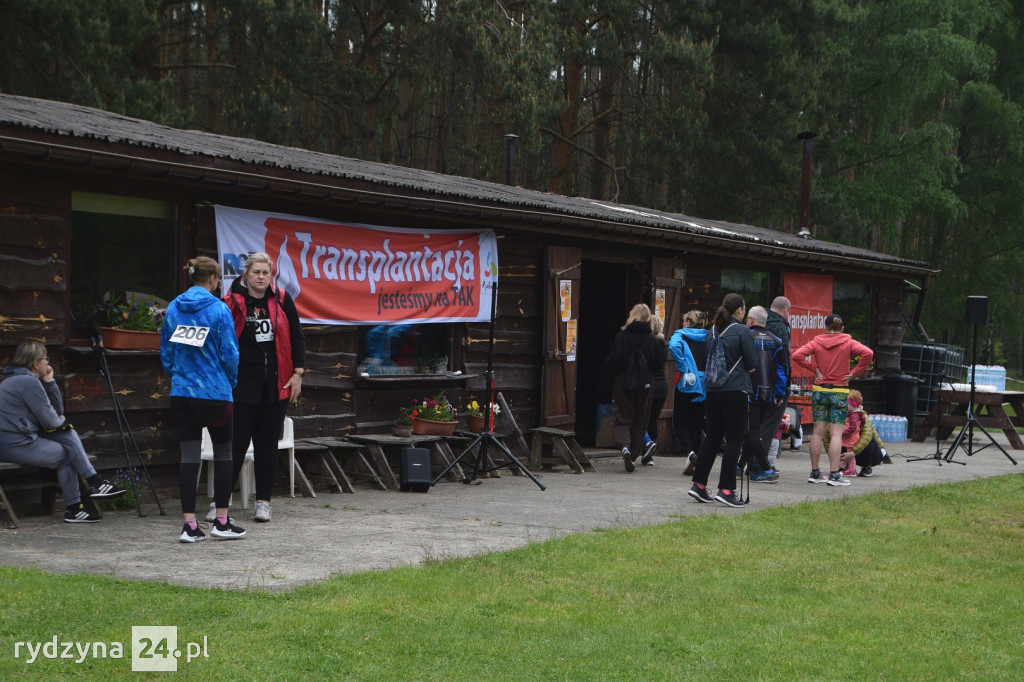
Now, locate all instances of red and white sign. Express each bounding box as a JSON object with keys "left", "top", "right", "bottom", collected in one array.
[
  {"left": 785, "top": 270, "right": 834, "bottom": 382},
  {"left": 216, "top": 206, "right": 498, "bottom": 325}
]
